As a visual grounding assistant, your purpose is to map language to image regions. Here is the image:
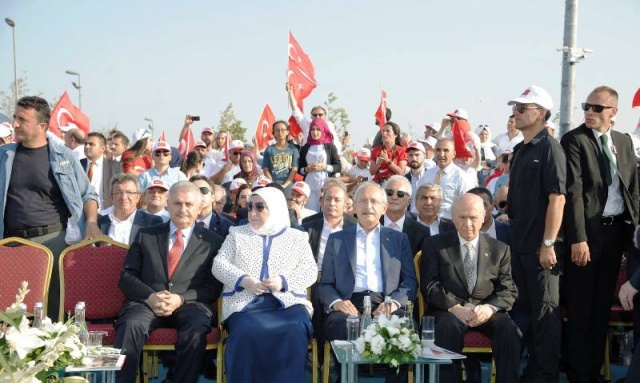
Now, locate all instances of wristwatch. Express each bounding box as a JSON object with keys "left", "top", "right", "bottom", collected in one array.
[{"left": 542, "top": 239, "right": 555, "bottom": 248}]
